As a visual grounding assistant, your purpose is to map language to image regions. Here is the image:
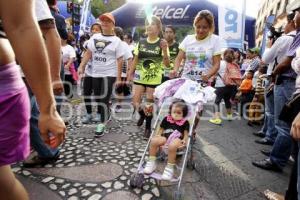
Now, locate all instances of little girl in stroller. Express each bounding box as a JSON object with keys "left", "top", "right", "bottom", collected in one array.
[{"left": 143, "top": 100, "right": 190, "bottom": 180}]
